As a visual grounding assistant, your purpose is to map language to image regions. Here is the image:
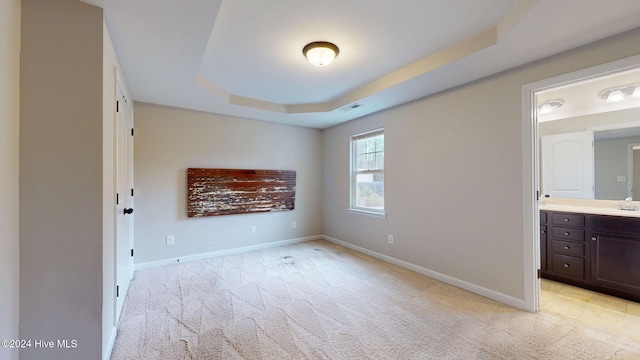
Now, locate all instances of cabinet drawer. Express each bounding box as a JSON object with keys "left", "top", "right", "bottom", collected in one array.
[
  {"left": 552, "top": 213, "right": 585, "bottom": 227},
  {"left": 552, "top": 227, "right": 584, "bottom": 242},
  {"left": 552, "top": 254, "right": 584, "bottom": 278},
  {"left": 591, "top": 216, "right": 640, "bottom": 236},
  {"left": 552, "top": 239, "right": 584, "bottom": 256}
]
